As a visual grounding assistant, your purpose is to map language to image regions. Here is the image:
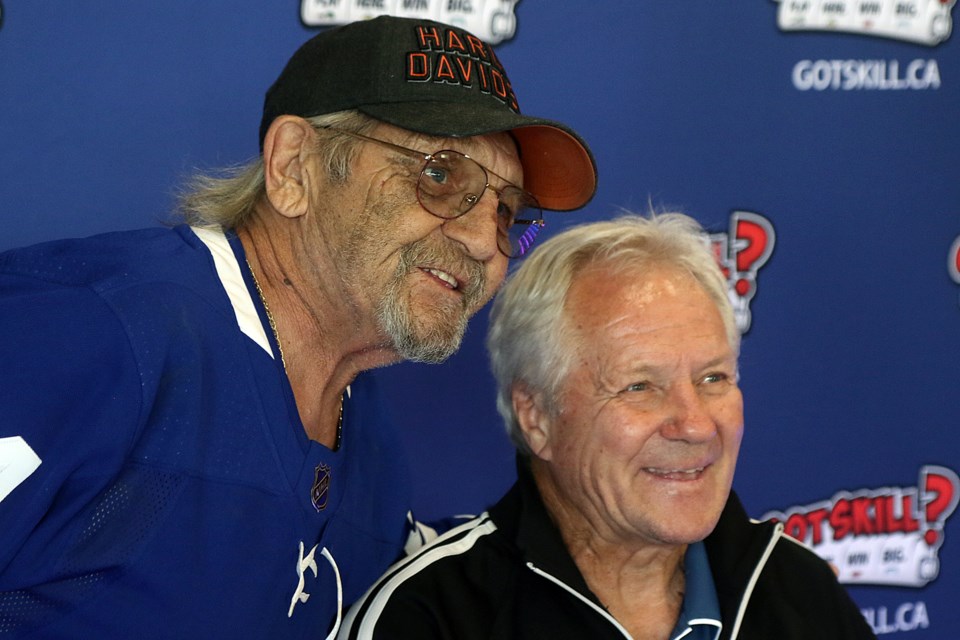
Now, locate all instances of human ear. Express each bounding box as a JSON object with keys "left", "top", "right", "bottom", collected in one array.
[
  {"left": 261, "top": 115, "right": 315, "bottom": 219},
  {"left": 512, "top": 383, "right": 554, "bottom": 461}
]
